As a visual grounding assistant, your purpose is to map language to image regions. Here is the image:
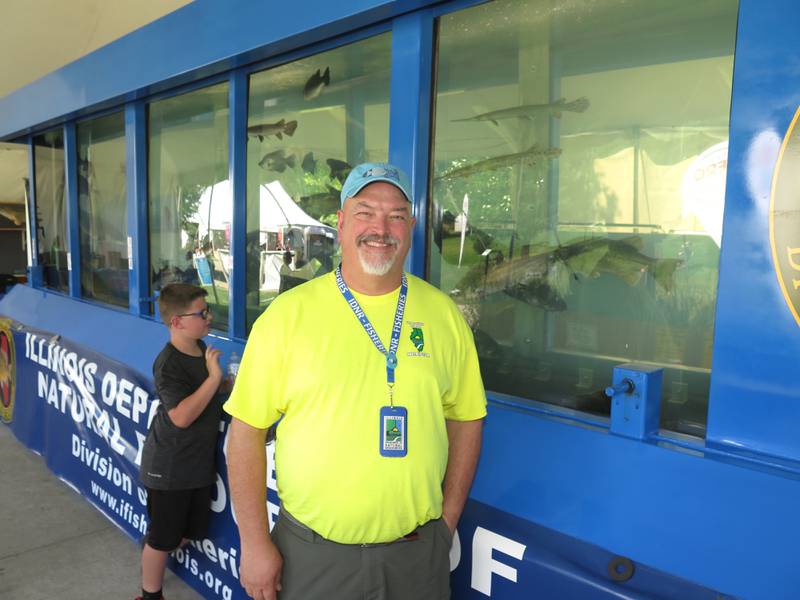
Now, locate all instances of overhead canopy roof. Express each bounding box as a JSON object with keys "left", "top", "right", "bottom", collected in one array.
[
  {"left": 0, "top": 0, "right": 410, "bottom": 140},
  {"left": 0, "top": 0, "right": 192, "bottom": 99}
]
